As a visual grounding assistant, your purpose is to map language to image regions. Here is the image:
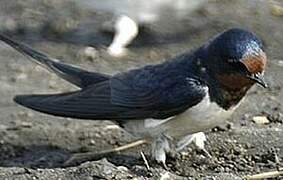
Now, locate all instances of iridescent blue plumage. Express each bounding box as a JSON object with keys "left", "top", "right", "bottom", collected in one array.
[{"left": 0, "top": 28, "right": 268, "bottom": 165}]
